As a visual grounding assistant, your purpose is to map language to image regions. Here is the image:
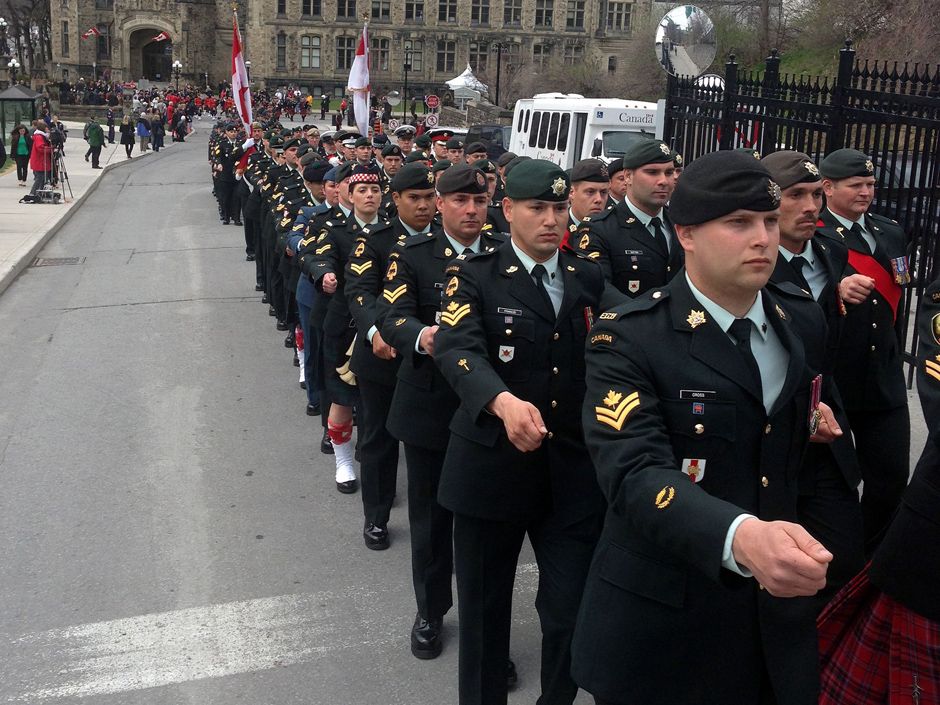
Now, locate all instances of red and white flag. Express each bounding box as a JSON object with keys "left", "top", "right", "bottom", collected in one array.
[
  {"left": 151, "top": 31, "right": 170, "bottom": 43},
  {"left": 81, "top": 27, "right": 101, "bottom": 40},
  {"left": 346, "top": 22, "right": 370, "bottom": 138},
  {"left": 231, "top": 12, "right": 253, "bottom": 132}
]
